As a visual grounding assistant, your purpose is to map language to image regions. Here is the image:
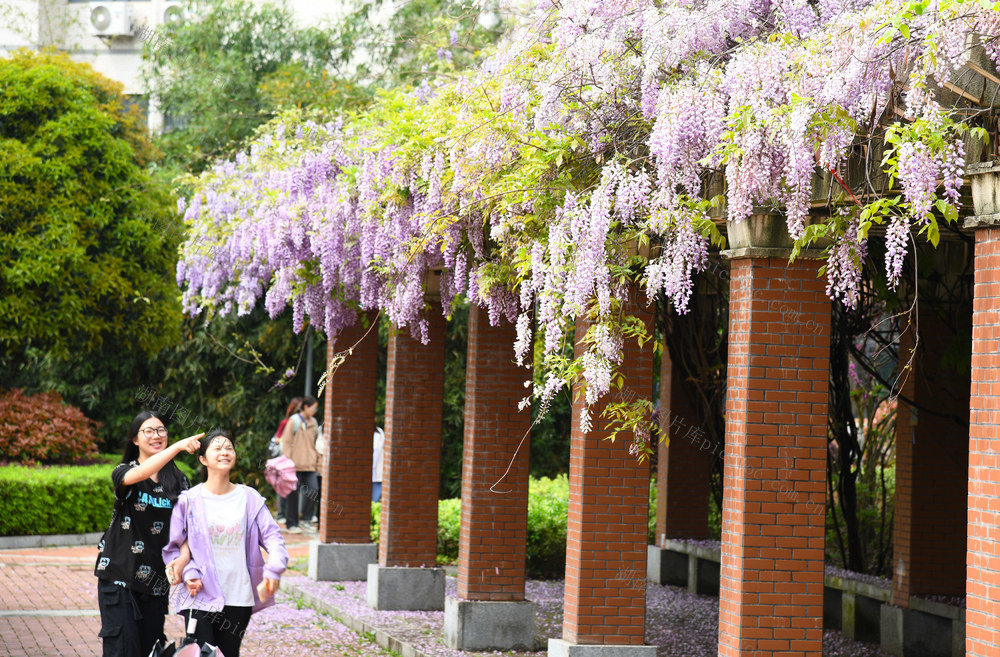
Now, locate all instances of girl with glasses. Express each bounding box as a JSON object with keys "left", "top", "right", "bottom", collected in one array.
[{"left": 95, "top": 411, "right": 204, "bottom": 657}]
